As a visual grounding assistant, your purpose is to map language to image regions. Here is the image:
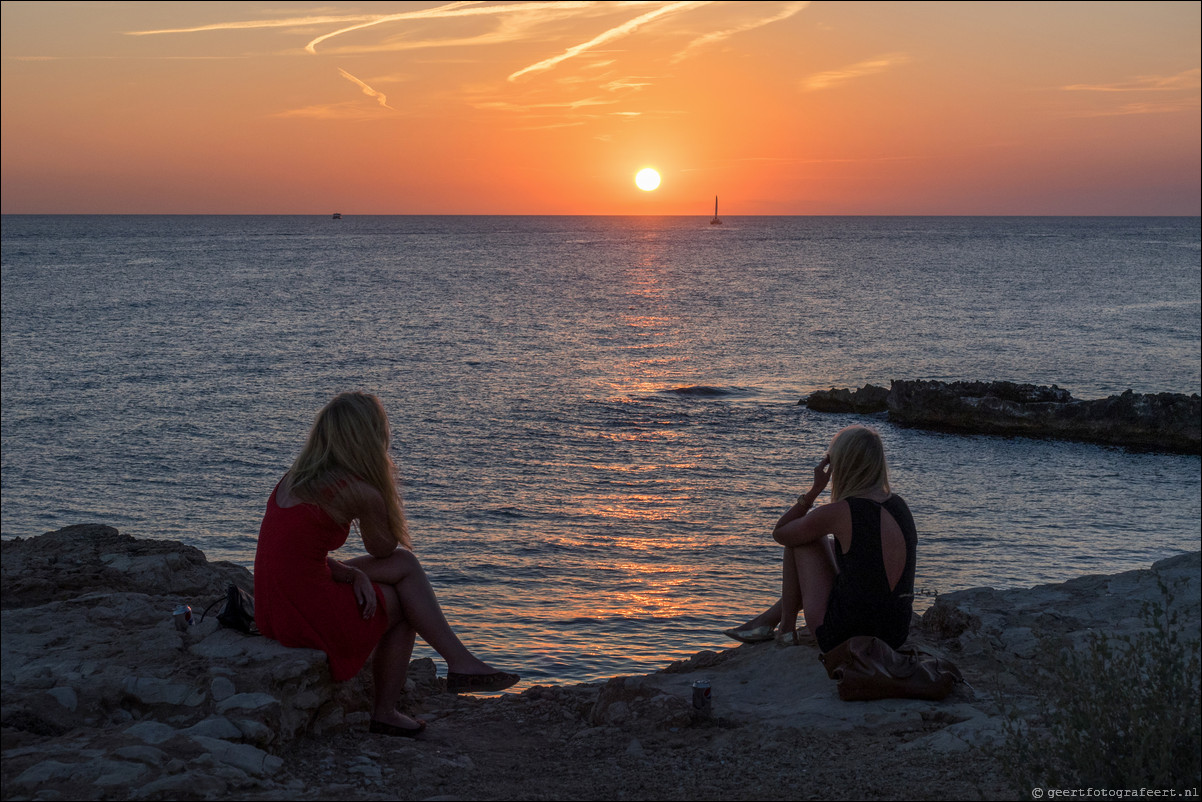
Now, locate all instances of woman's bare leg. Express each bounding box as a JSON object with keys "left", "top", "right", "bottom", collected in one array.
[
  {"left": 781, "top": 540, "right": 837, "bottom": 637},
  {"left": 367, "top": 584, "right": 421, "bottom": 728},
  {"left": 349, "top": 550, "right": 496, "bottom": 675}
]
